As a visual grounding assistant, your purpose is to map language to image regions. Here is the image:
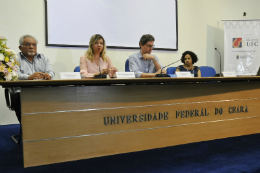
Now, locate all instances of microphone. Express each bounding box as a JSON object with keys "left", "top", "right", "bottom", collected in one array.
[
  {"left": 215, "top": 48, "right": 221, "bottom": 77},
  {"left": 94, "top": 50, "right": 107, "bottom": 78},
  {"left": 155, "top": 59, "right": 181, "bottom": 77}
]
